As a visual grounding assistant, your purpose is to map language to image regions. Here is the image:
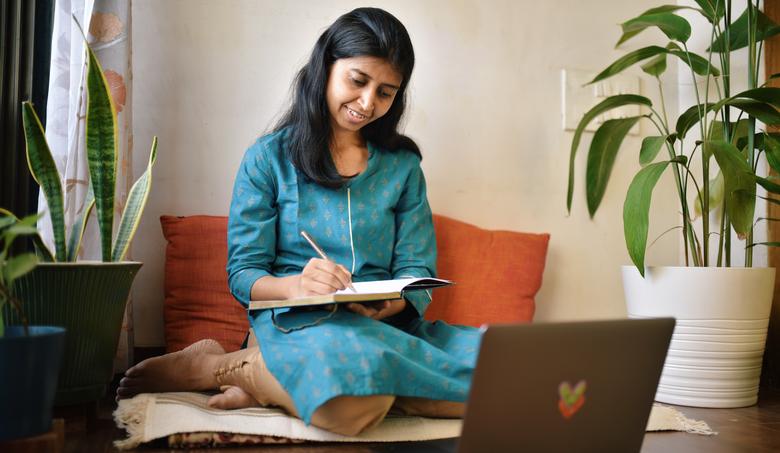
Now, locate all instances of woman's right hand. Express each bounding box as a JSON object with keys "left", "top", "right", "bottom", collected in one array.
[{"left": 290, "top": 258, "right": 353, "bottom": 298}]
